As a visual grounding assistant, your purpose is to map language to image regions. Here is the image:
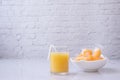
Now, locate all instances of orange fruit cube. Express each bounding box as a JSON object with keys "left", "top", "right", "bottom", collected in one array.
[
  {"left": 93, "top": 48, "right": 101, "bottom": 58},
  {"left": 82, "top": 49, "right": 92, "bottom": 57}
]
